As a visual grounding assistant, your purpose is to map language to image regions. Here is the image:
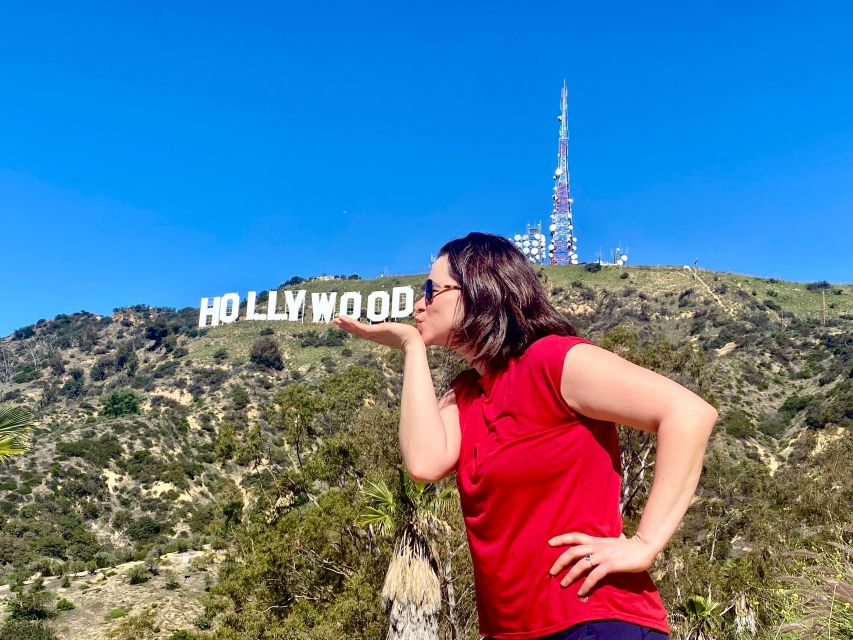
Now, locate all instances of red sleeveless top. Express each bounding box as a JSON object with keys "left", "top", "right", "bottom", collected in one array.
[{"left": 450, "top": 334, "right": 670, "bottom": 639}]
